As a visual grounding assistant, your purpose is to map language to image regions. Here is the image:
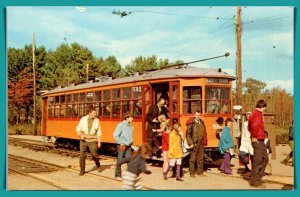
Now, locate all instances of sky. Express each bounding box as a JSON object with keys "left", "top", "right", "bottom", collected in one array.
[{"left": 6, "top": 6, "right": 294, "bottom": 94}]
